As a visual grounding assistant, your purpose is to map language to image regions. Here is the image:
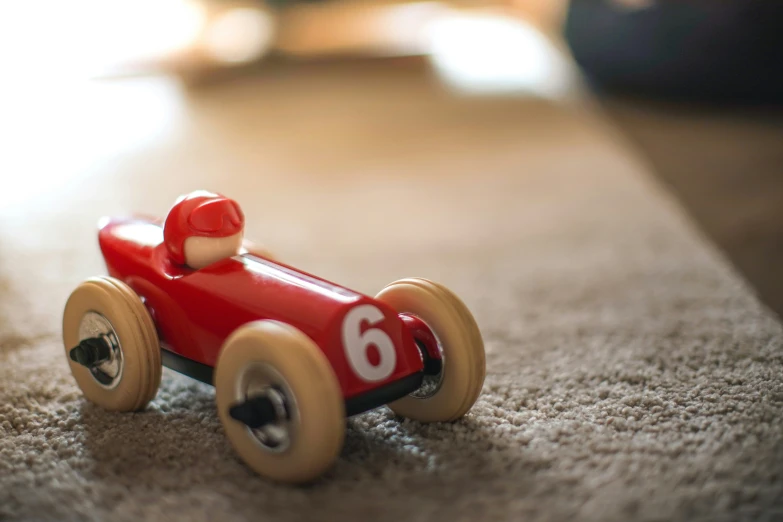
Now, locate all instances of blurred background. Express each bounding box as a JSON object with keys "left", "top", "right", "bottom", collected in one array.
[{"left": 0, "top": 0, "right": 781, "bottom": 316}]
